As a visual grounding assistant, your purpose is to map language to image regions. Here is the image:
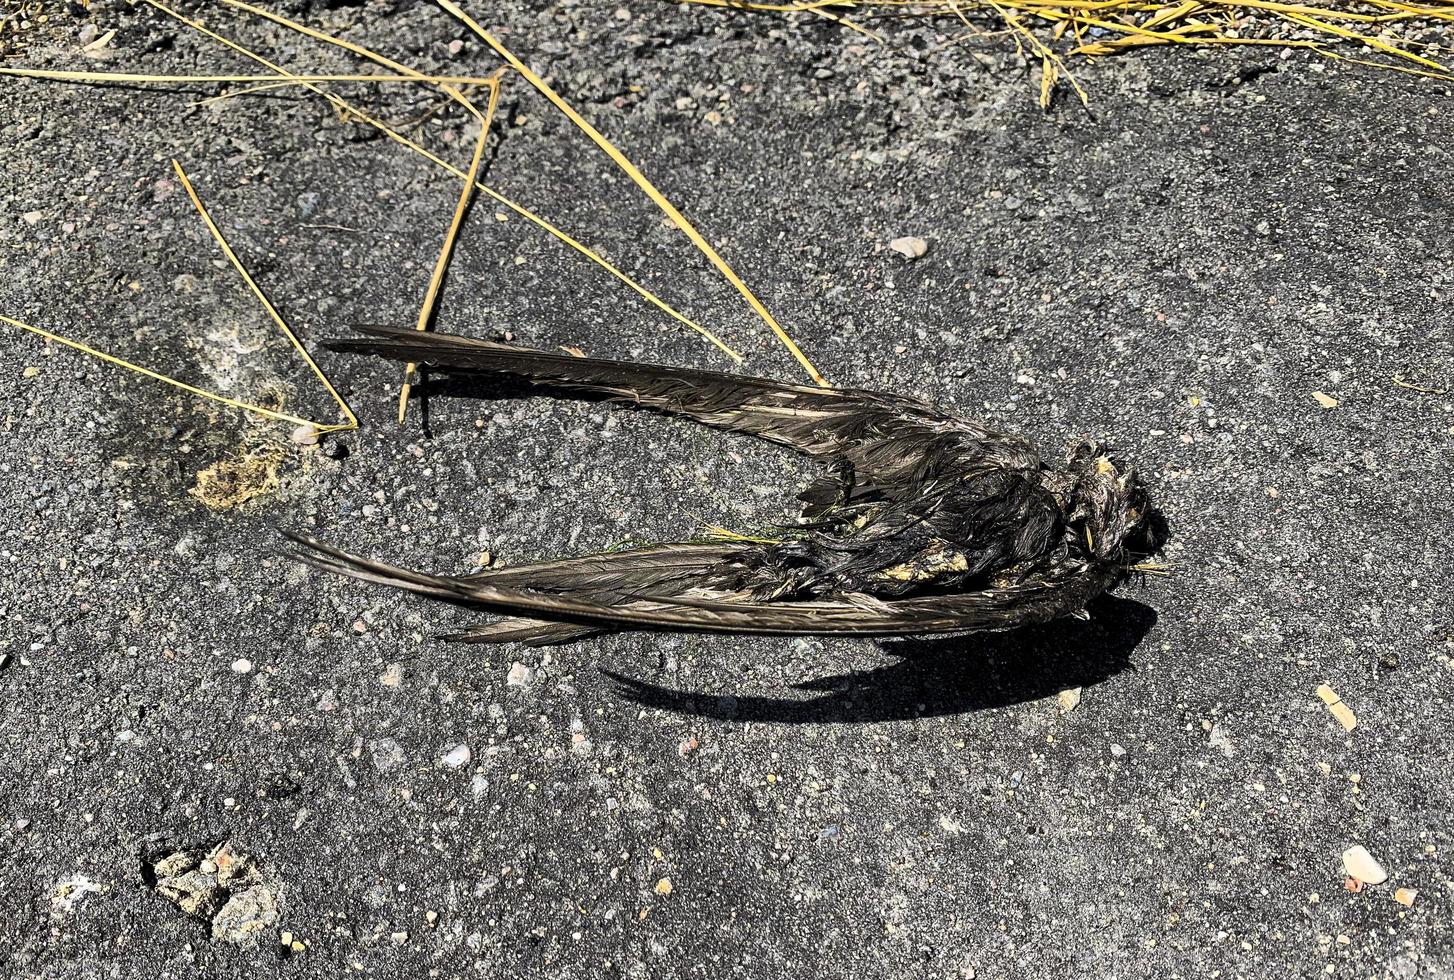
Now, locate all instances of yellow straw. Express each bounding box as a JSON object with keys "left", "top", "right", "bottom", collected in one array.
[
  {"left": 399, "top": 77, "right": 502, "bottom": 422},
  {"left": 0, "top": 67, "right": 501, "bottom": 84},
  {"left": 140, "top": 0, "right": 742, "bottom": 364},
  {"left": 214, "top": 0, "right": 506, "bottom": 418},
  {"left": 1, "top": 163, "right": 358, "bottom": 434},
  {"left": 2, "top": 313, "right": 342, "bottom": 431},
  {"left": 171, "top": 160, "right": 358, "bottom": 433},
  {"left": 432, "top": 0, "right": 828, "bottom": 386}
]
